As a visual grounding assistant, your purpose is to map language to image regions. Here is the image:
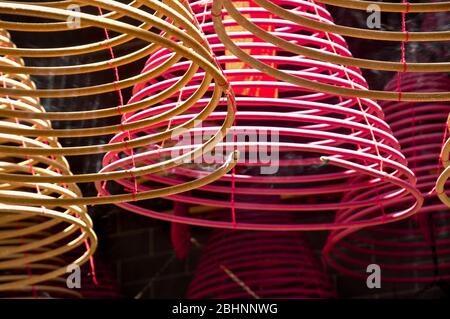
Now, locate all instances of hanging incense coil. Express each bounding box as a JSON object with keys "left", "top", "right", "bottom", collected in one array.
[
  {"left": 0, "top": 238, "right": 84, "bottom": 299},
  {"left": 187, "top": 212, "right": 336, "bottom": 298},
  {"left": 0, "top": 0, "right": 237, "bottom": 208},
  {"left": 324, "top": 73, "right": 450, "bottom": 283},
  {"left": 437, "top": 114, "right": 450, "bottom": 208},
  {"left": 212, "top": 0, "right": 450, "bottom": 102},
  {"left": 99, "top": 0, "right": 422, "bottom": 231},
  {"left": 0, "top": 28, "right": 97, "bottom": 295}
]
